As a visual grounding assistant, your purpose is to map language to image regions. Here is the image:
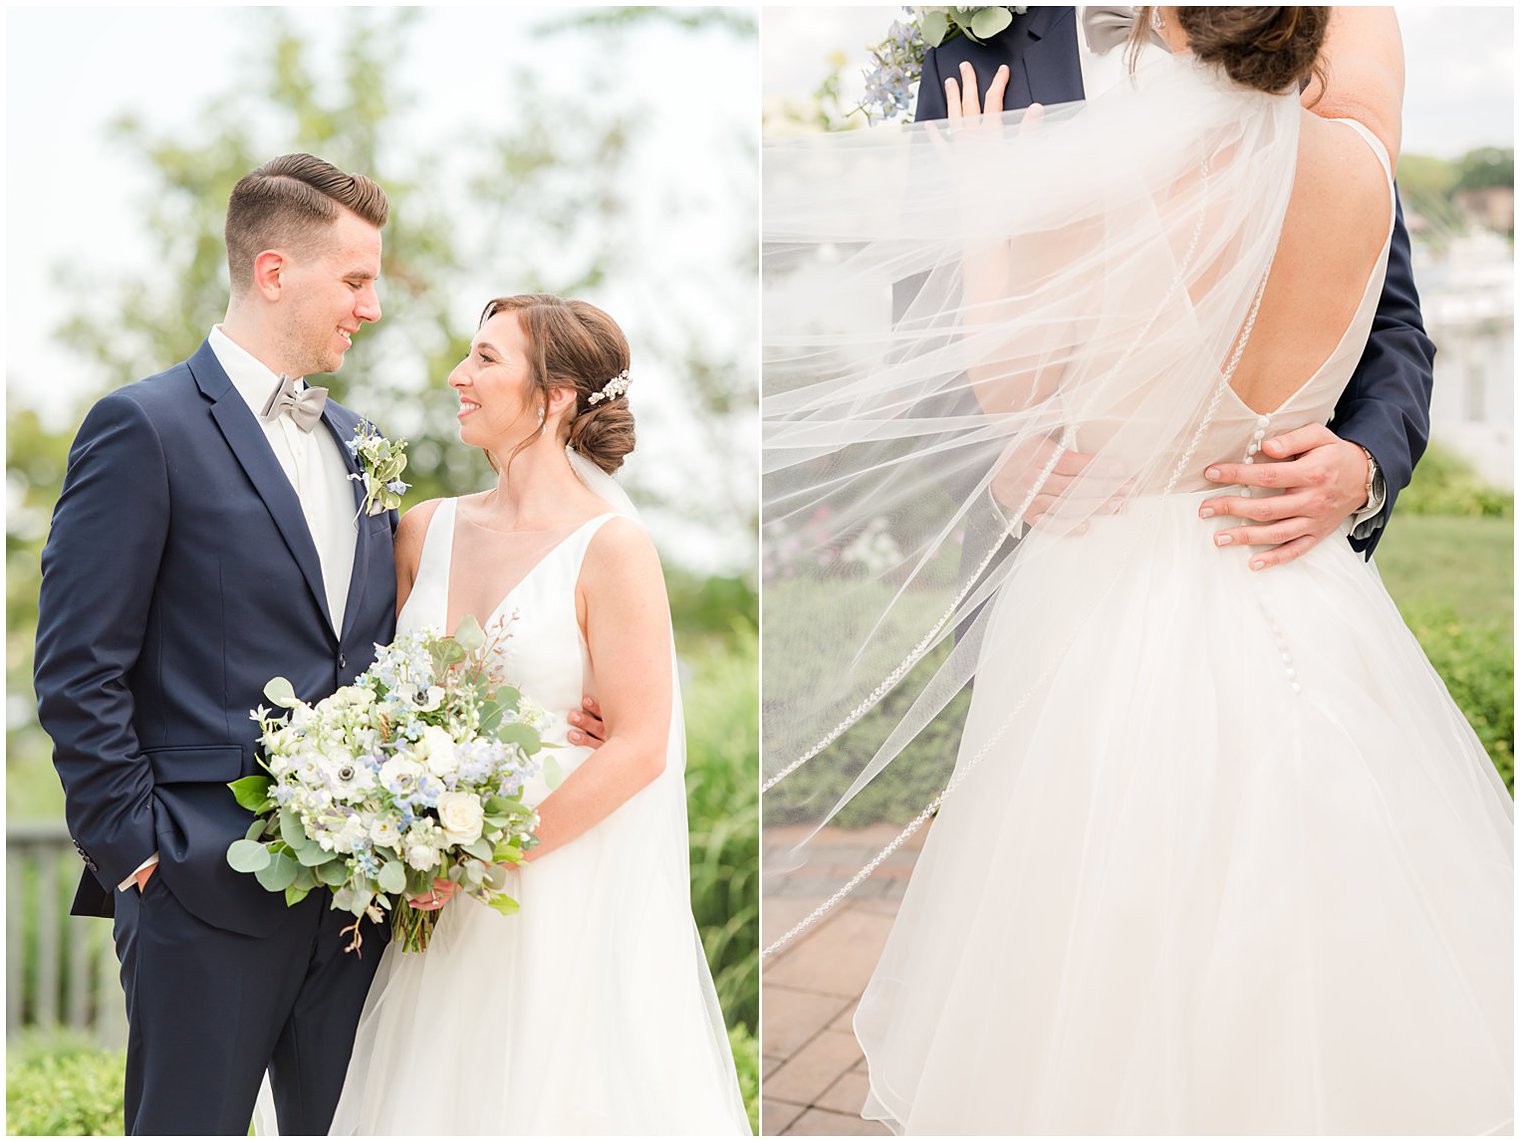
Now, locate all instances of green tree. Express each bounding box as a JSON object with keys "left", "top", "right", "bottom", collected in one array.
[{"left": 1454, "top": 146, "right": 1514, "bottom": 193}]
